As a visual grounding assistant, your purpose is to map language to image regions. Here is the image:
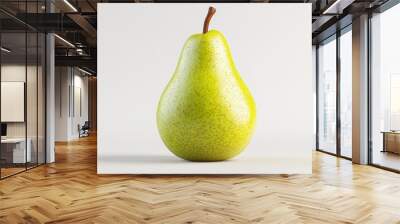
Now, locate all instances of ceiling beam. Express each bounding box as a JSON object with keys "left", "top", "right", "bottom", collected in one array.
[
  {"left": 67, "top": 13, "right": 97, "bottom": 39},
  {"left": 55, "top": 55, "right": 96, "bottom": 70},
  {"left": 312, "top": 15, "right": 335, "bottom": 33},
  {"left": 322, "top": 0, "right": 356, "bottom": 14}
]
